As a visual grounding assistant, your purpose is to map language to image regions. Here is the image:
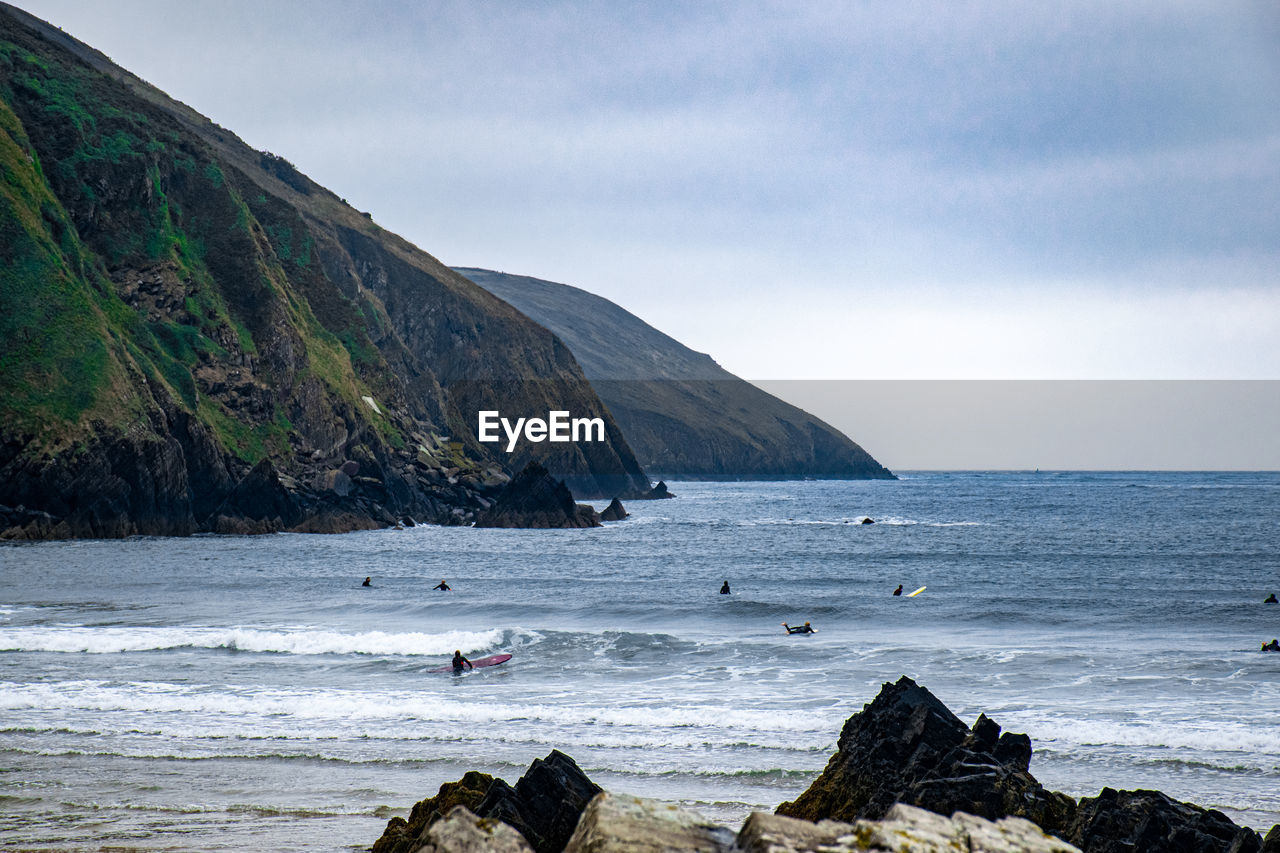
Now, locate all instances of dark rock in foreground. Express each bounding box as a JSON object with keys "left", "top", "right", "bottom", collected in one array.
[
  {"left": 600, "top": 498, "right": 628, "bottom": 521},
  {"left": 473, "top": 463, "right": 601, "bottom": 529},
  {"left": 779, "top": 676, "right": 1263, "bottom": 853},
  {"left": 777, "top": 676, "right": 1074, "bottom": 833},
  {"left": 374, "top": 752, "right": 601, "bottom": 853},
  {"left": 374, "top": 771, "right": 496, "bottom": 853},
  {"left": 738, "top": 805, "right": 1079, "bottom": 853},
  {"left": 1064, "top": 789, "right": 1261, "bottom": 853},
  {"left": 475, "top": 750, "right": 603, "bottom": 853}
]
